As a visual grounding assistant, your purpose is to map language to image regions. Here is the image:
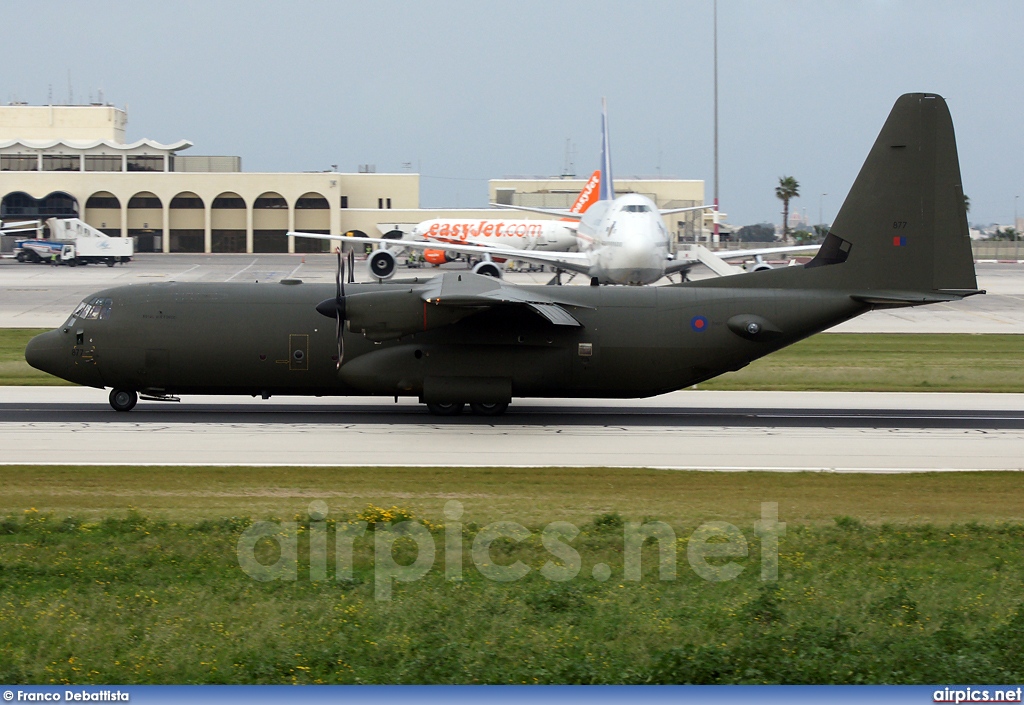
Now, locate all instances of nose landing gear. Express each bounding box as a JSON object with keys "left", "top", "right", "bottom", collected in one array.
[{"left": 108, "top": 389, "right": 138, "bottom": 412}]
